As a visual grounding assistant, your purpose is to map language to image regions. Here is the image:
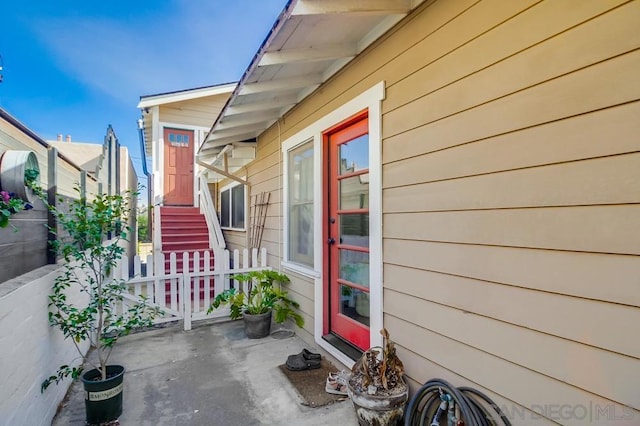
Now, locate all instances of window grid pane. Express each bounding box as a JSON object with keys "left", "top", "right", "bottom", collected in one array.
[
  {"left": 231, "top": 185, "right": 245, "bottom": 229},
  {"left": 288, "top": 141, "right": 314, "bottom": 267},
  {"left": 220, "top": 190, "right": 230, "bottom": 228}
]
